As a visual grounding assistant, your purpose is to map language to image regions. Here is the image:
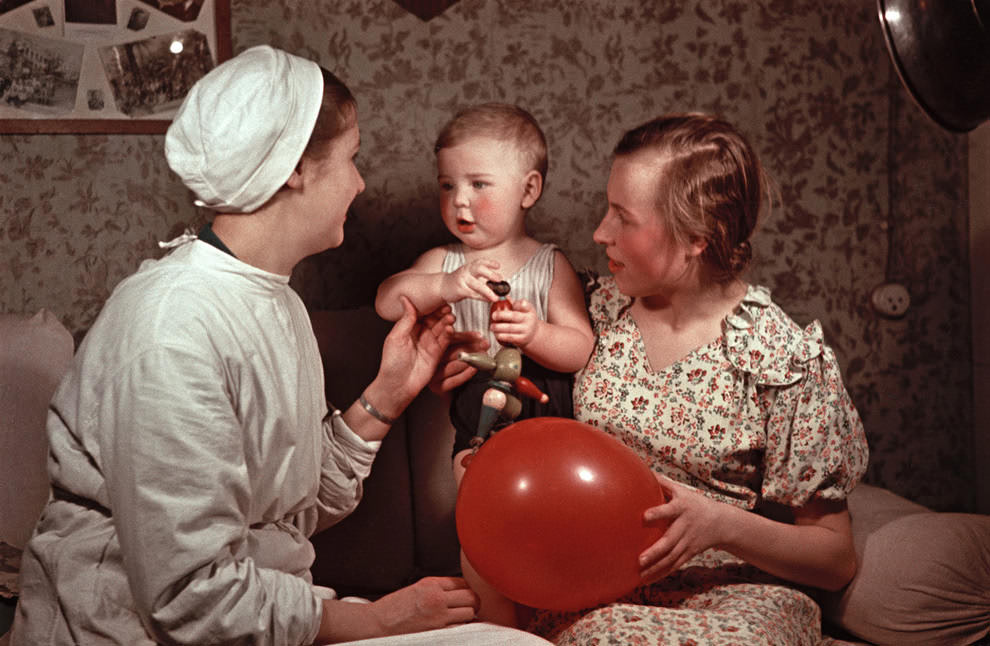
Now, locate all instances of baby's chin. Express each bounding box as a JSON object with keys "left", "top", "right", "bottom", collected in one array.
[{"left": 449, "top": 227, "right": 483, "bottom": 247}]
